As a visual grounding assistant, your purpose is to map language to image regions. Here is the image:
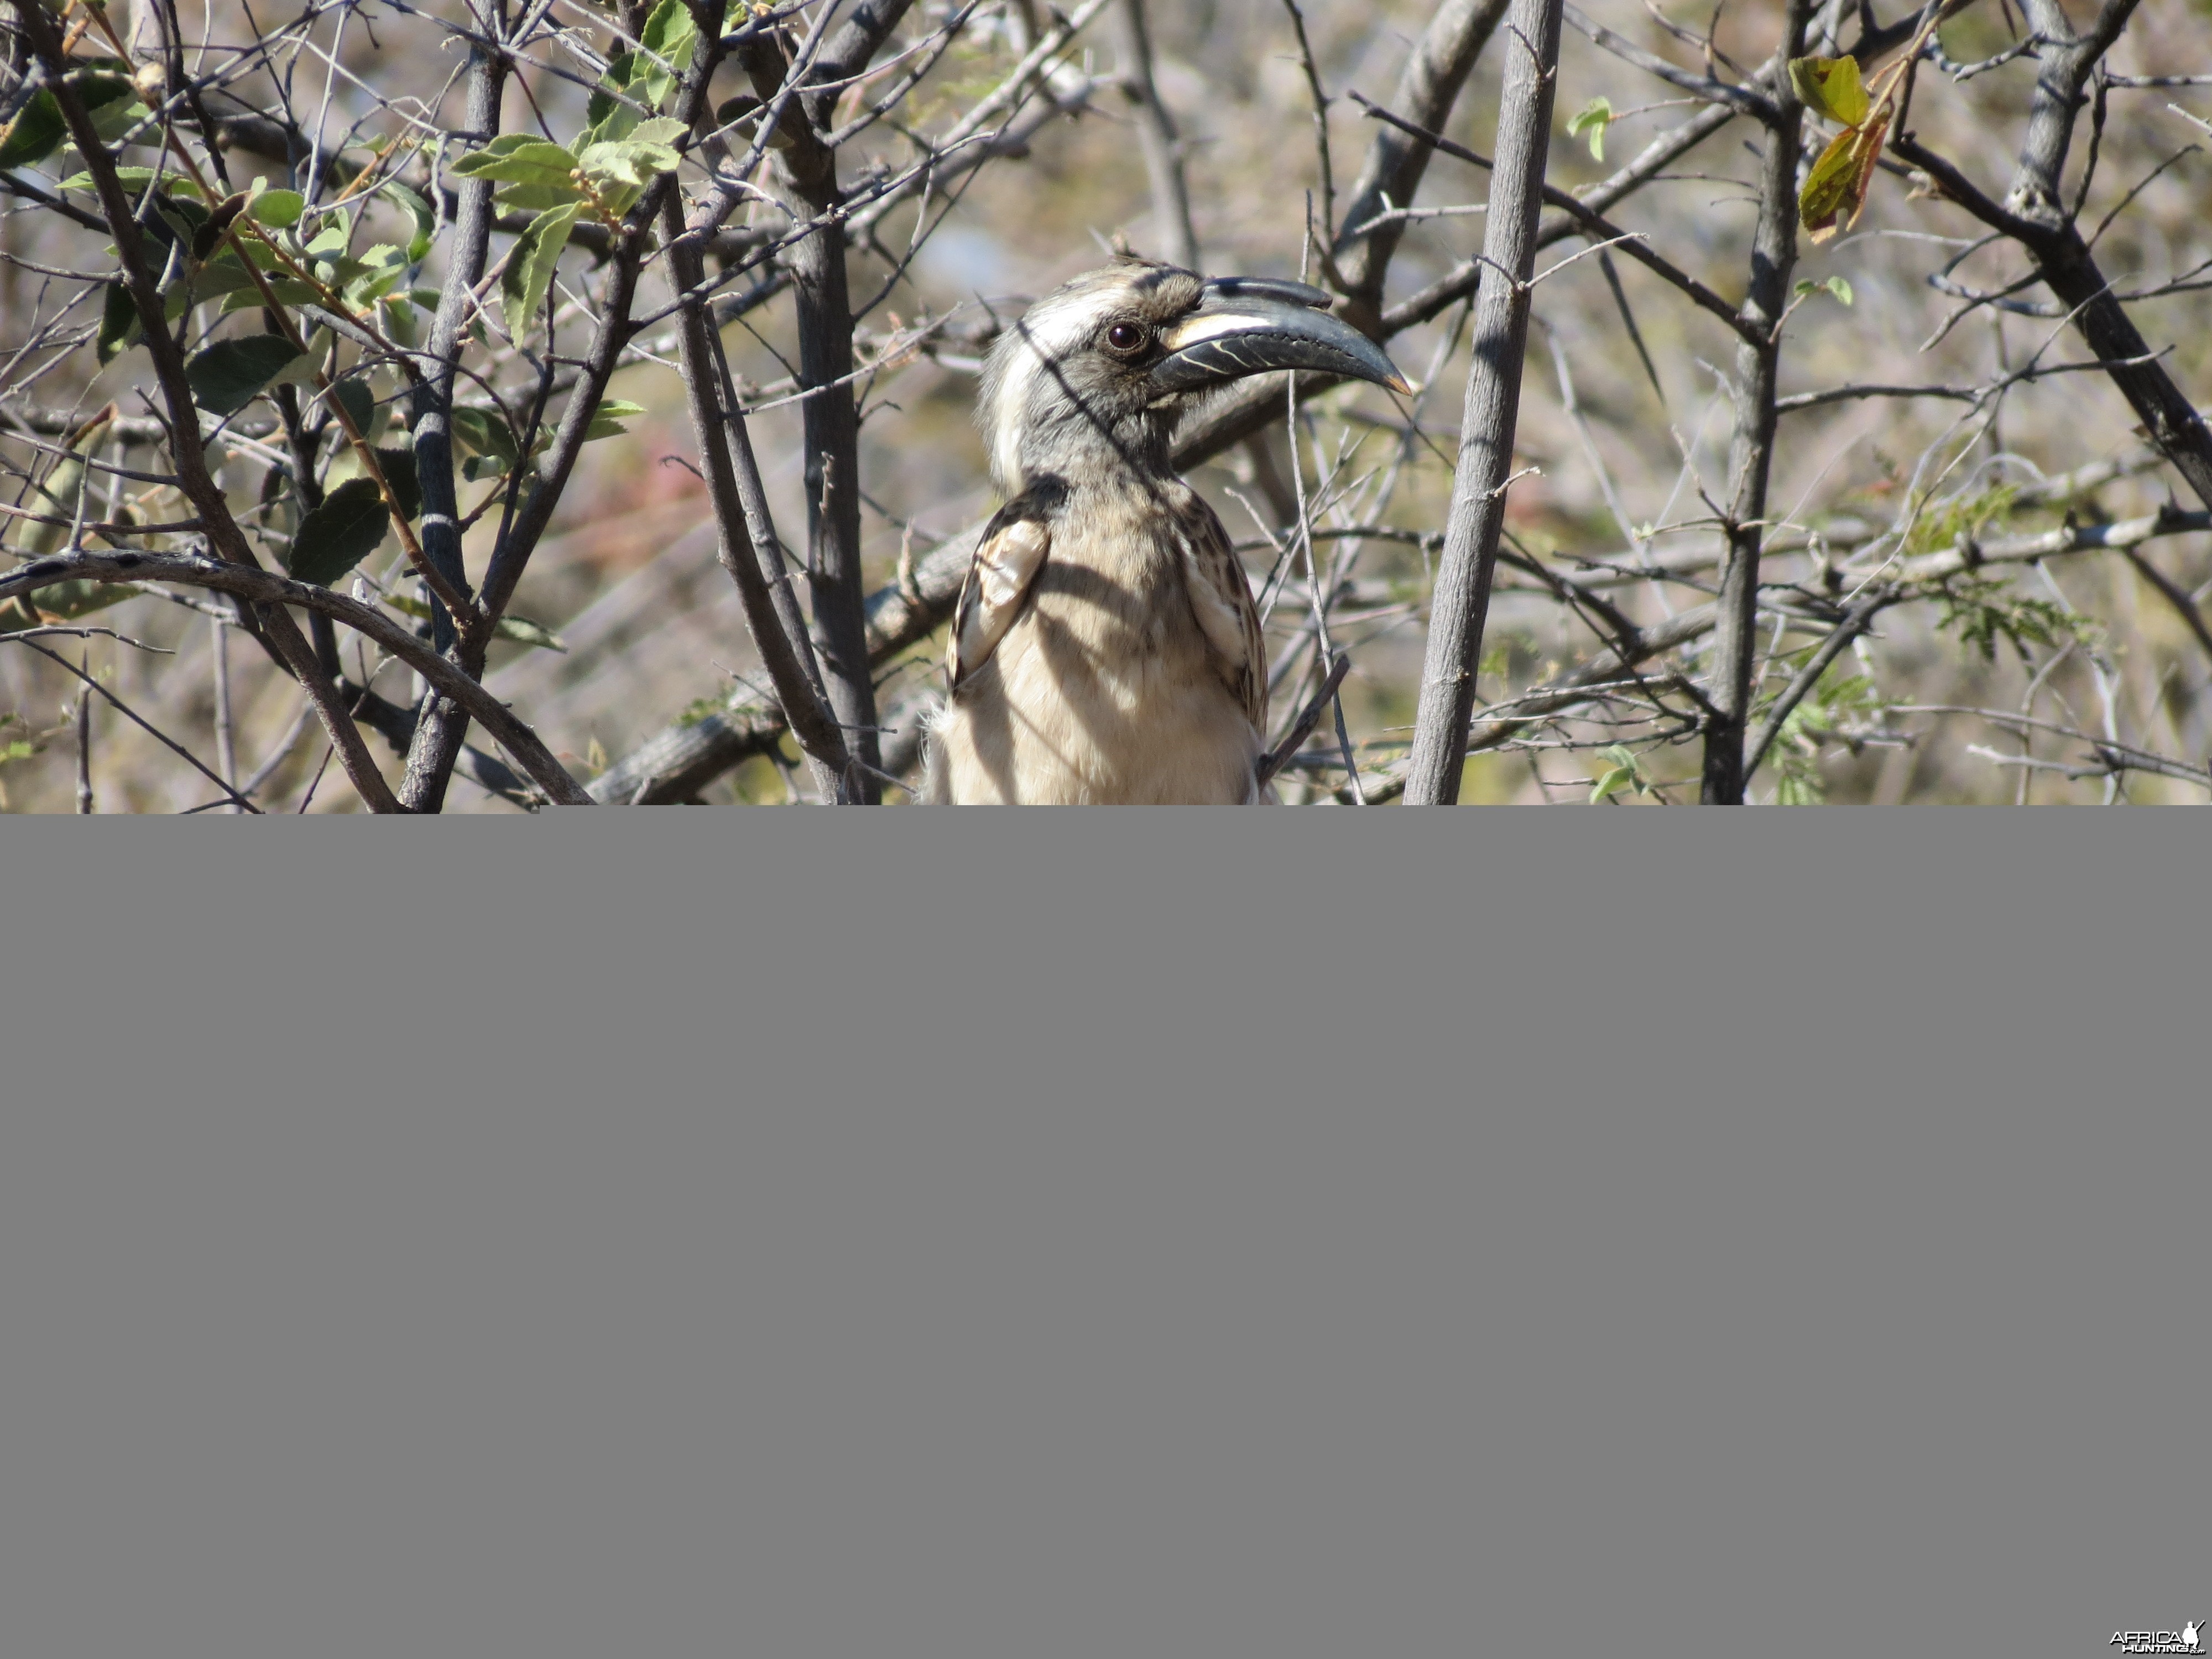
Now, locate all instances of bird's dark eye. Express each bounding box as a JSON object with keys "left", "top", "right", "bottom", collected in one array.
[{"left": 1104, "top": 321, "right": 1147, "bottom": 355}]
